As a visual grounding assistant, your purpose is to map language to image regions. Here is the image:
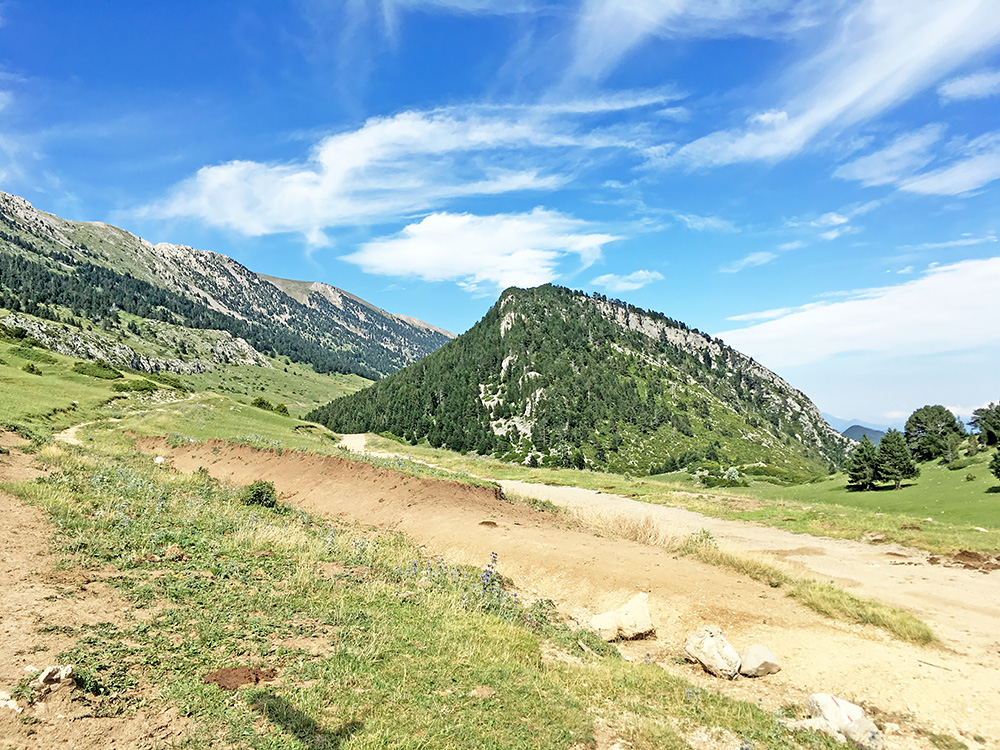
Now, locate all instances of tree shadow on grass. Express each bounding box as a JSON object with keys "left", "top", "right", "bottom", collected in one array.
[
  {"left": 986, "top": 486, "right": 1000, "bottom": 494},
  {"left": 251, "top": 691, "right": 363, "bottom": 749}
]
